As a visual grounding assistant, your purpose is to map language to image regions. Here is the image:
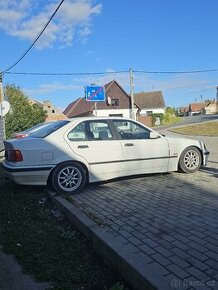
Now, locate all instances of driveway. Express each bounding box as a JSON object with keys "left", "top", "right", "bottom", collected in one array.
[
  {"left": 67, "top": 173, "right": 217, "bottom": 290},
  {"left": 55, "top": 133, "right": 218, "bottom": 290}
]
